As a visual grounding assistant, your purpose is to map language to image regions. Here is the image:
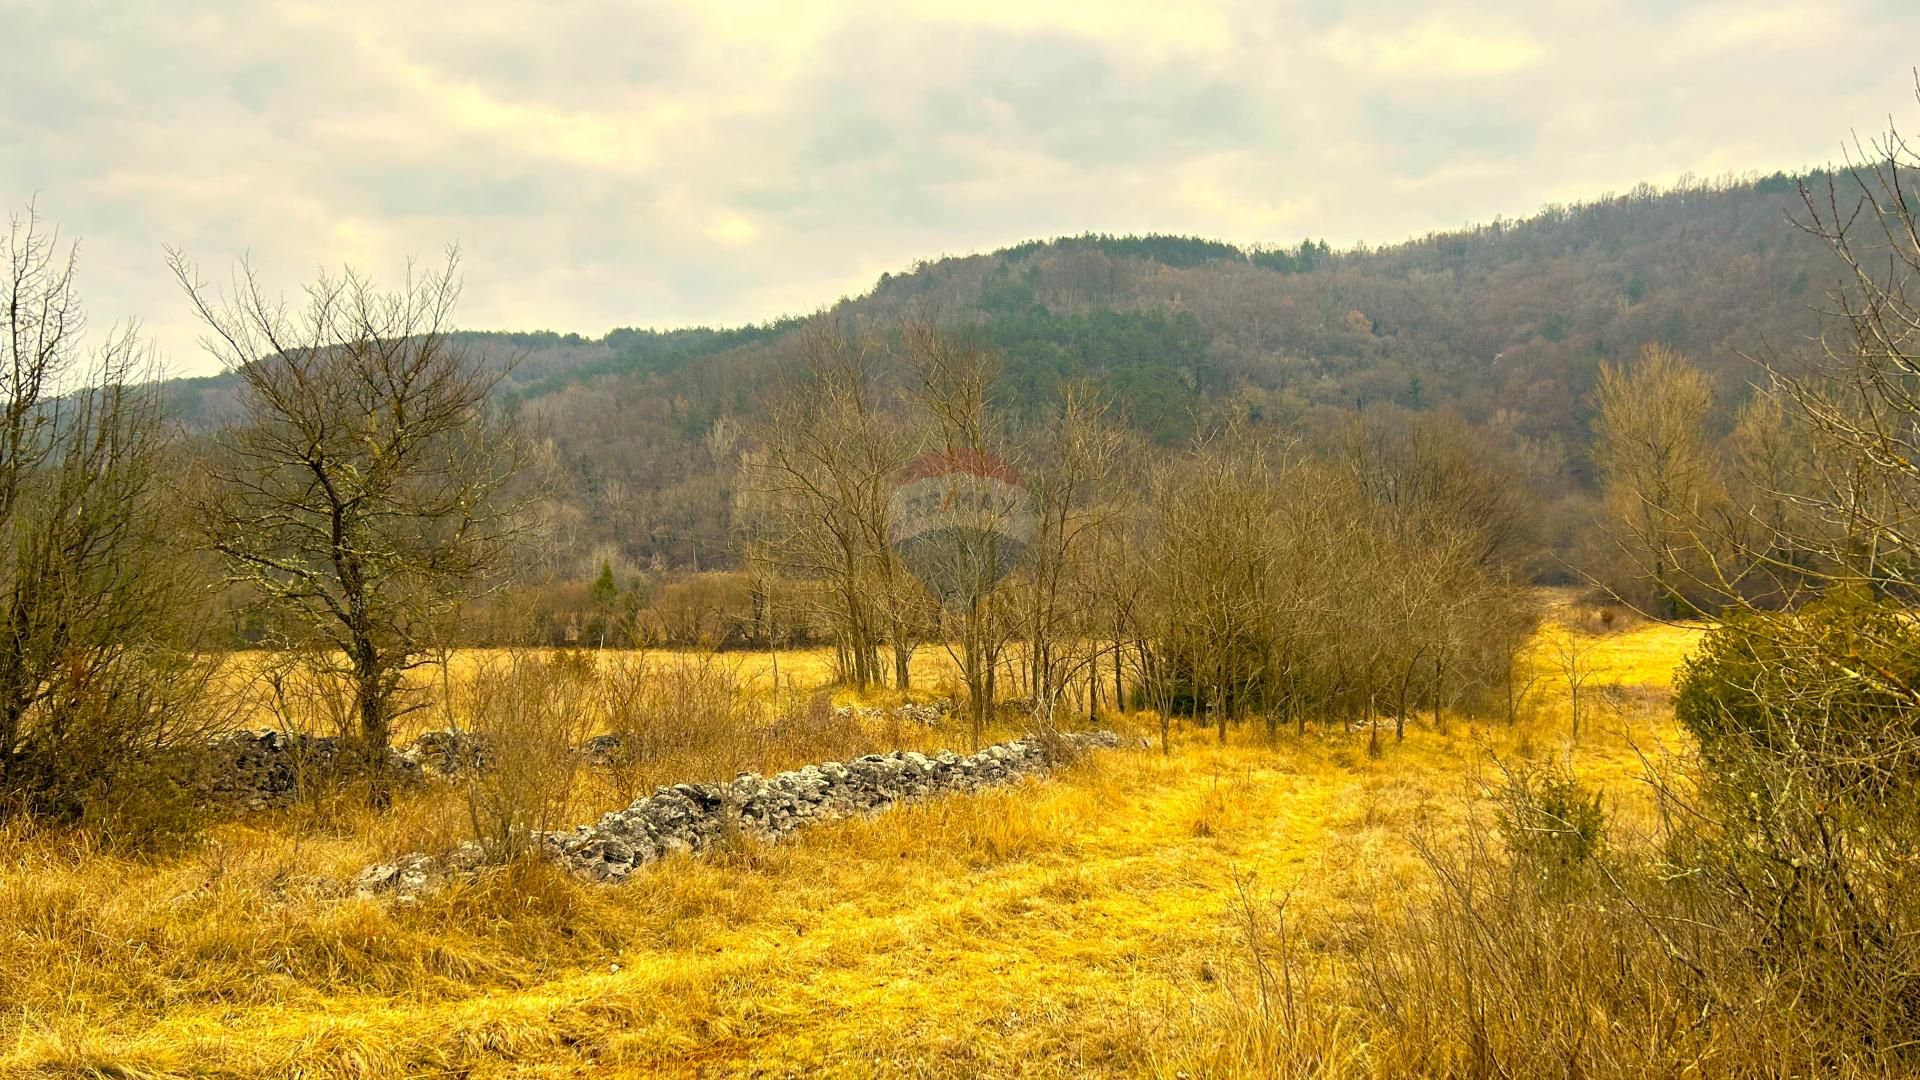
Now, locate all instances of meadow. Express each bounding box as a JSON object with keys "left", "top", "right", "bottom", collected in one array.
[{"left": 0, "top": 605, "right": 1702, "bottom": 1078}]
